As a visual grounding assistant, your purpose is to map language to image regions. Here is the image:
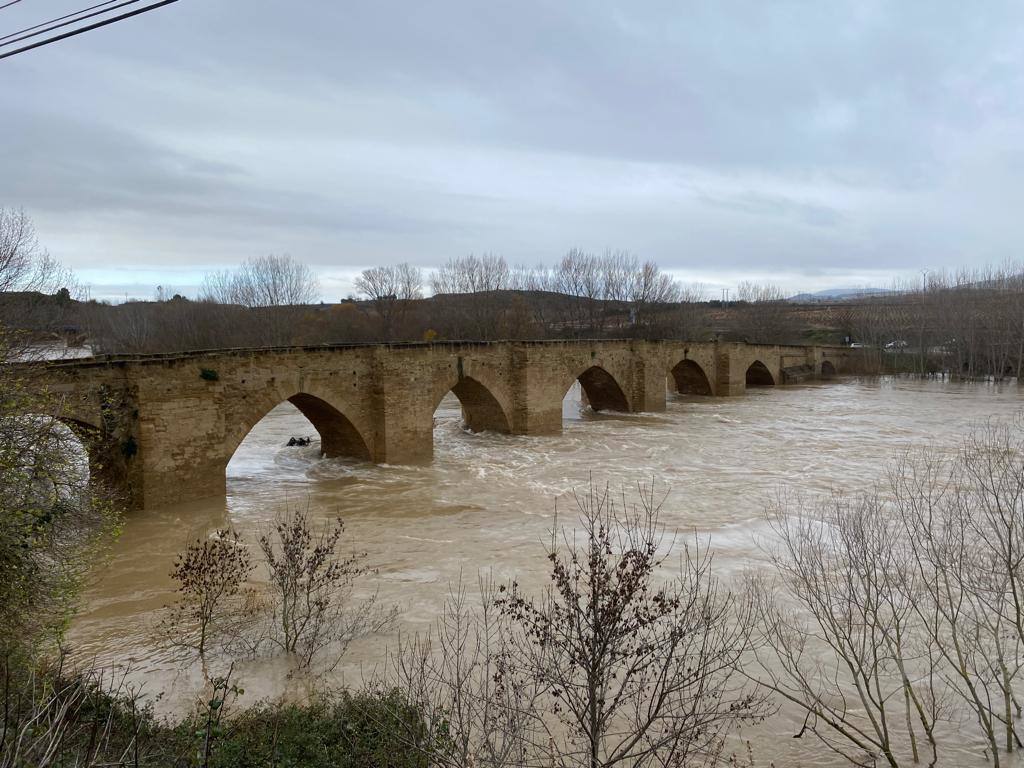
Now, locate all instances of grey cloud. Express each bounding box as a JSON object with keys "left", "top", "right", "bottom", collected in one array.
[
  {"left": 1, "top": 111, "right": 448, "bottom": 264},
  {"left": 1, "top": 111, "right": 249, "bottom": 212},
  {"left": 697, "top": 191, "right": 845, "bottom": 229},
  {"left": 1, "top": 0, "right": 1023, "bottom": 287}
]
